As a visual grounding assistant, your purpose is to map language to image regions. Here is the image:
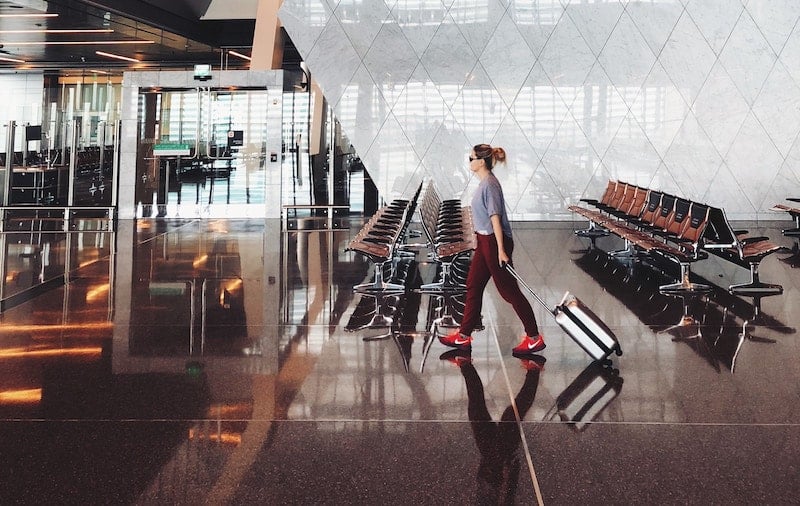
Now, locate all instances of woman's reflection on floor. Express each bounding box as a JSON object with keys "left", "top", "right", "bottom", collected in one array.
[{"left": 441, "top": 350, "right": 544, "bottom": 503}]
